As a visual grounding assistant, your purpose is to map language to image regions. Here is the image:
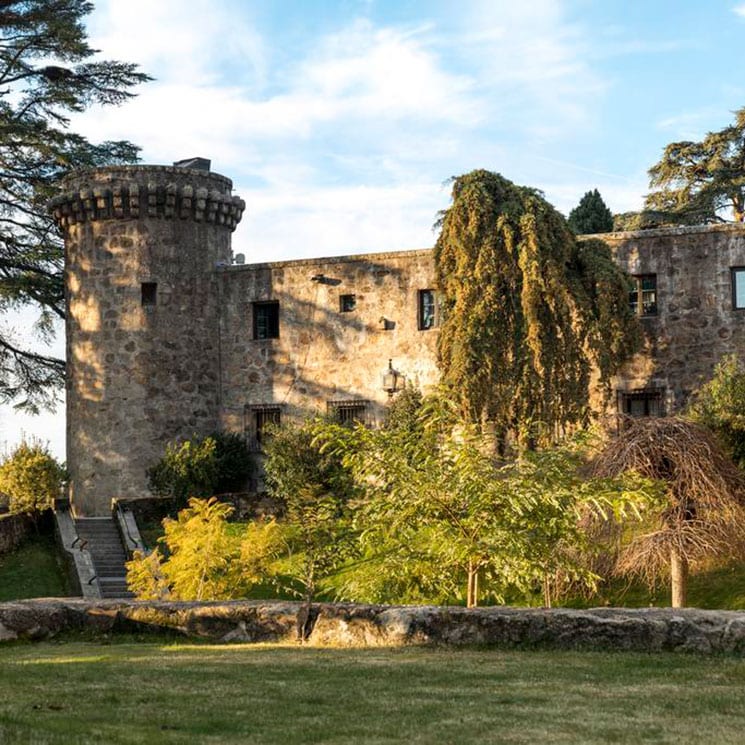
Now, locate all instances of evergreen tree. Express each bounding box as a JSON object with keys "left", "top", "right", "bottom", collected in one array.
[
  {"left": 567, "top": 189, "right": 614, "bottom": 234},
  {"left": 645, "top": 107, "right": 745, "bottom": 224},
  {"left": 434, "top": 170, "right": 639, "bottom": 450},
  {"left": 0, "top": 1, "right": 149, "bottom": 411}
]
